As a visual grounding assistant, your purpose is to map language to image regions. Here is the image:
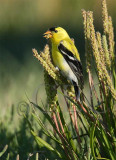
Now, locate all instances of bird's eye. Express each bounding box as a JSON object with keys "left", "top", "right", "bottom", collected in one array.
[
  {"left": 54, "top": 30, "right": 58, "bottom": 33},
  {"left": 49, "top": 27, "right": 58, "bottom": 33}
]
